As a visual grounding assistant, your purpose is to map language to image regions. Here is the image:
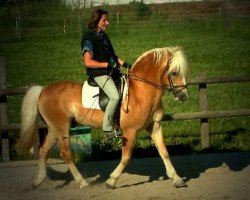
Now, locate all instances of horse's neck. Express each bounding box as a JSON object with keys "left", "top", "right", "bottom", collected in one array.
[
  {"left": 131, "top": 62, "right": 161, "bottom": 81},
  {"left": 129, "top": 58, "right": 166, "bottom": 108}
]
